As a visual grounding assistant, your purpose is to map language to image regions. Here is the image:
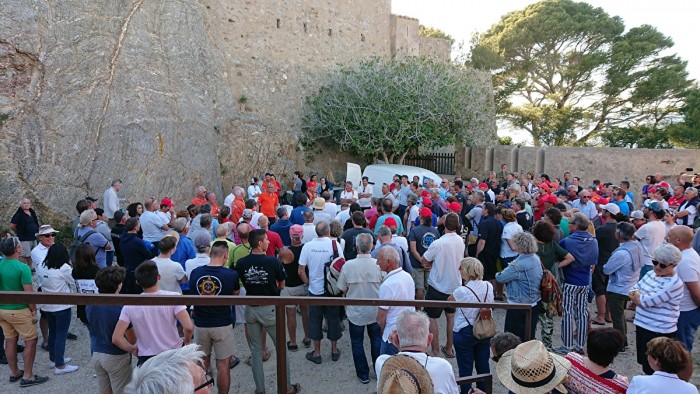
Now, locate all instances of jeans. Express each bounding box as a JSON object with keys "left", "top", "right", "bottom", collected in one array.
[
  {"left": 245, "top": 305, "right": 291, "bottom": 393},
  {"left": 677, "top": 307, "right": 700, "bottom": 353},
  {"left": 606, "top": 292, "right": 629, "bottom": 347},
  {"left": 349, "top": 322, "right": 382, "bottom": 381},
  {"left": 504, "top": 305, "right": 538, "bottom": 343},
  {"left": 453, "top": 325, "right": 490, "bottom": 393},
  {"left": 45, "top": 308, "right": 72, "bottom": 367},
  {"left": 380, "top": 340, "right": 399, "bottom": 356}
]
